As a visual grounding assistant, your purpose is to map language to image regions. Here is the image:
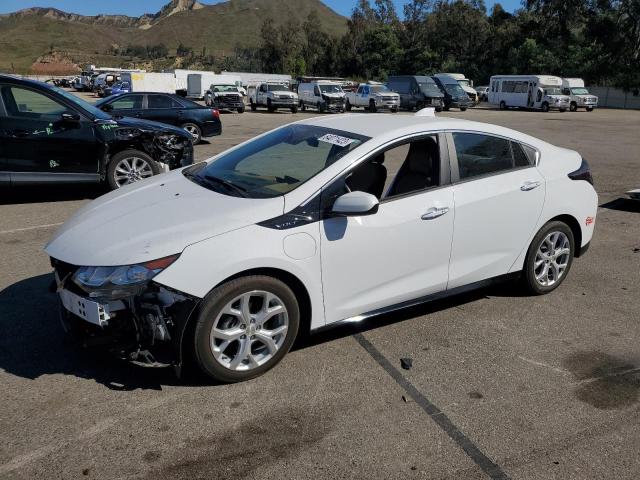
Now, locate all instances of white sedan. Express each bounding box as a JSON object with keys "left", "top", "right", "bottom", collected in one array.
[{"left": 46, "top": 111, "right": 598, "bottom": 382}]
